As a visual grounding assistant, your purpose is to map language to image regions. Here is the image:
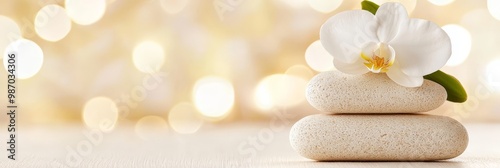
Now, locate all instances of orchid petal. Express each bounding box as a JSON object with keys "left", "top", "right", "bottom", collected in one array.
[
  {"left": 320, "top": 10, "right": 379, "bottom": 64},
  {"left": 375, "top": 2, "right": 409, "bottom": 43},
  {"left": 333, "top": 58, "right": 369, "bottom": 75},
  {"left": 389, "top": 18, "right": 452, "bottom": 76},
  {"left": 386, "top": 62, "right": 424, "bottom": 87}
]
